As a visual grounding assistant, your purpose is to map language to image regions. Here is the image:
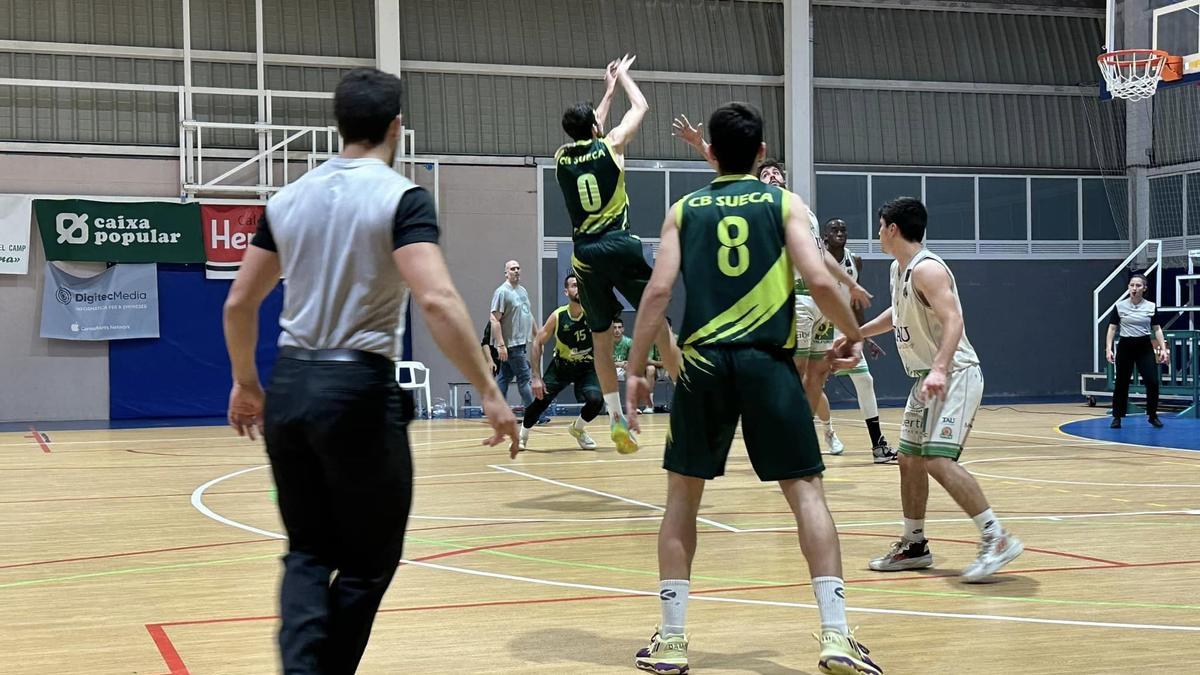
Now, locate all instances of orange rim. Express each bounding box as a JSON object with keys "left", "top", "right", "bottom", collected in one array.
[{"left": 1097, "top": 49, "right": 1169, "bottom": 68}]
